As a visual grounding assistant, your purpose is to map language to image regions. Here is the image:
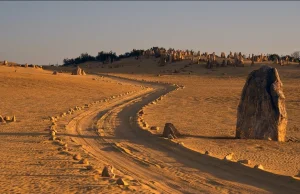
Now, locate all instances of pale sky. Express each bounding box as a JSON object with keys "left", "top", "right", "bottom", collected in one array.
[{"left": 0, "top": 1, "right": 299, "bottom": 65}]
